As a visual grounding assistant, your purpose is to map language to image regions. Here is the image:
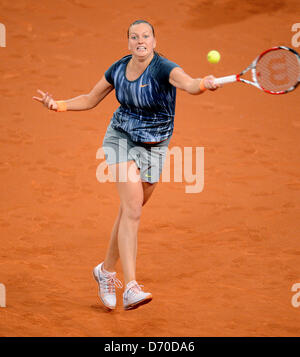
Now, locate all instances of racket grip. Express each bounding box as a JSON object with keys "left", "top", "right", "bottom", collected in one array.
[{"left": 214, "top": 75, "right": 237, "bottom": 85}]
